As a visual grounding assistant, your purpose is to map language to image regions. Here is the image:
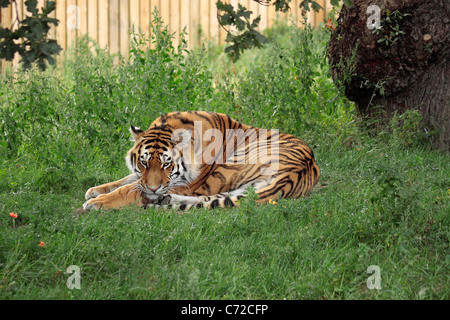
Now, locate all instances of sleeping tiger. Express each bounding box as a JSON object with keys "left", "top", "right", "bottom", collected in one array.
[{"left": 83, "top": 111, "right": 320, "bottom": 211}]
